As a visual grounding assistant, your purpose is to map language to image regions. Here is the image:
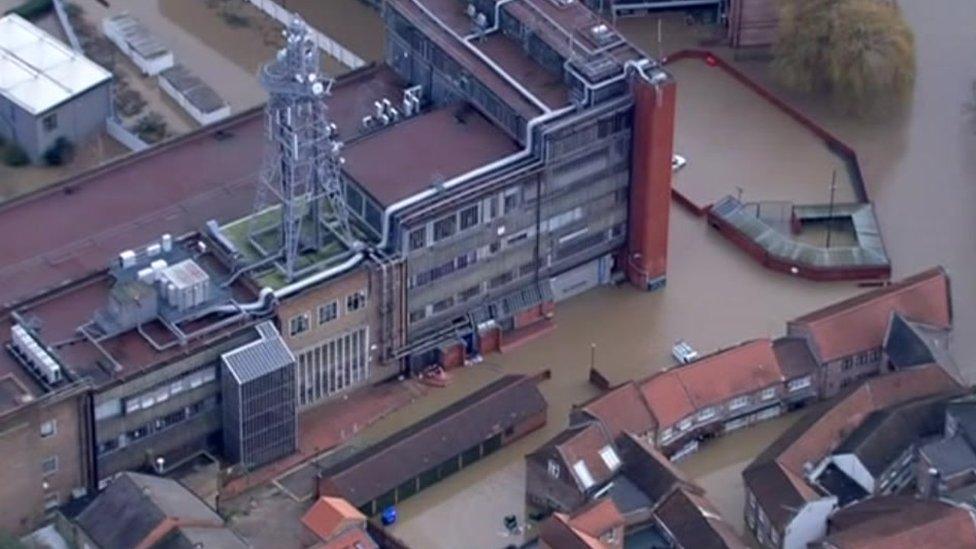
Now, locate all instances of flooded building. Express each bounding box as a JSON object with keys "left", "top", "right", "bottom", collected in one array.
[
  {"left": 741, "top": 364, "right": 963, "bottom": 549},
  {"left": 527, "top": 426, "right": 744, "bottom": 546},
  {"left": 787, "top": 267, "right": 952, "bottom": 397},
  {"left": 818, "top": 496, "right": 976, "bottom": 548},
  {"left": 317, "top": 374, "right": 547, "bottom": 516}
]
